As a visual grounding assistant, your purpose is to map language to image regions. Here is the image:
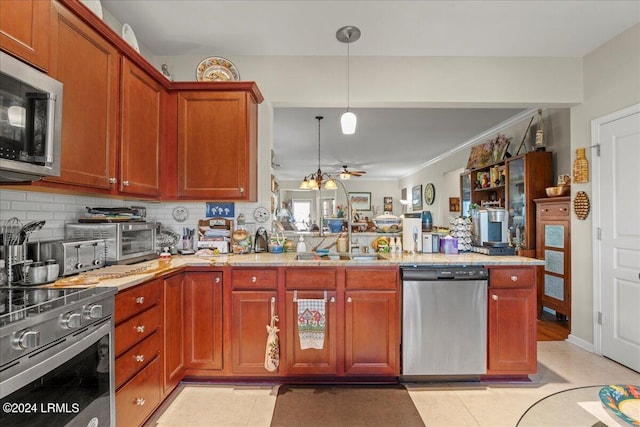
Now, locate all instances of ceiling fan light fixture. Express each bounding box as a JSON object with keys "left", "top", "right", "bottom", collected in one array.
[
  {"left": 340, "top": 171, "right": 351, "bottom": 180},
  {"left": 340, "top": 111, "right": 357, "bottom": 135},
  {"left": 337, "top": 26, "right": 360, "bottom": 135}
]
